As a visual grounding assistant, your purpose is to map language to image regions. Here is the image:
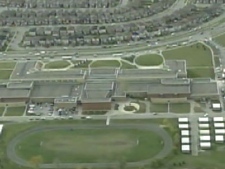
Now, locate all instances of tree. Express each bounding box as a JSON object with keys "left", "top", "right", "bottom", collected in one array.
[
  {"left": 150, "top": 159, "right": 163, "bottom": 168},
  {"left": 29, "top": 155, "right": 43, "bottom": 169},
  {"left": 173, "top": 133, "right": 180, "bottom": 148},
  {"left": 162, "top": 119, "right": 176, "bottom": 134},
  {"left": 172, "top": 147, "right": 179, "bottom": 155}
]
